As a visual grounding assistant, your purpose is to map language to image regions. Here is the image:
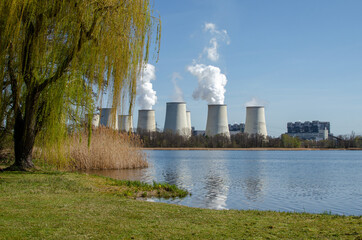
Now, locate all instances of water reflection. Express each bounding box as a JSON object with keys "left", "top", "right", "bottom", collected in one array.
[
  {"left": 202, "top": 152, "right": 229, "bottom": 210},
  {"left": 241, "top": 152, "right": 265, "bottom": 202},
  {"left": 86, "top": 150, "right": 362, "bottom": 215}
]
